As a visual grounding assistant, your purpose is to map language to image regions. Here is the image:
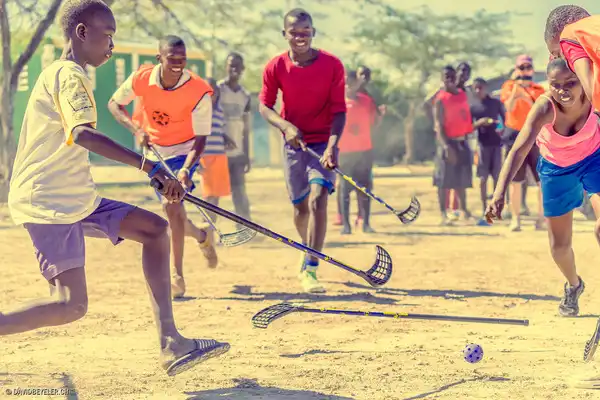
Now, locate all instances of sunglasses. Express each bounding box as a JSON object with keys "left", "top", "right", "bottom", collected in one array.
[{"left": 518, "top": 64, "right": 533, "bottom": 71}]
